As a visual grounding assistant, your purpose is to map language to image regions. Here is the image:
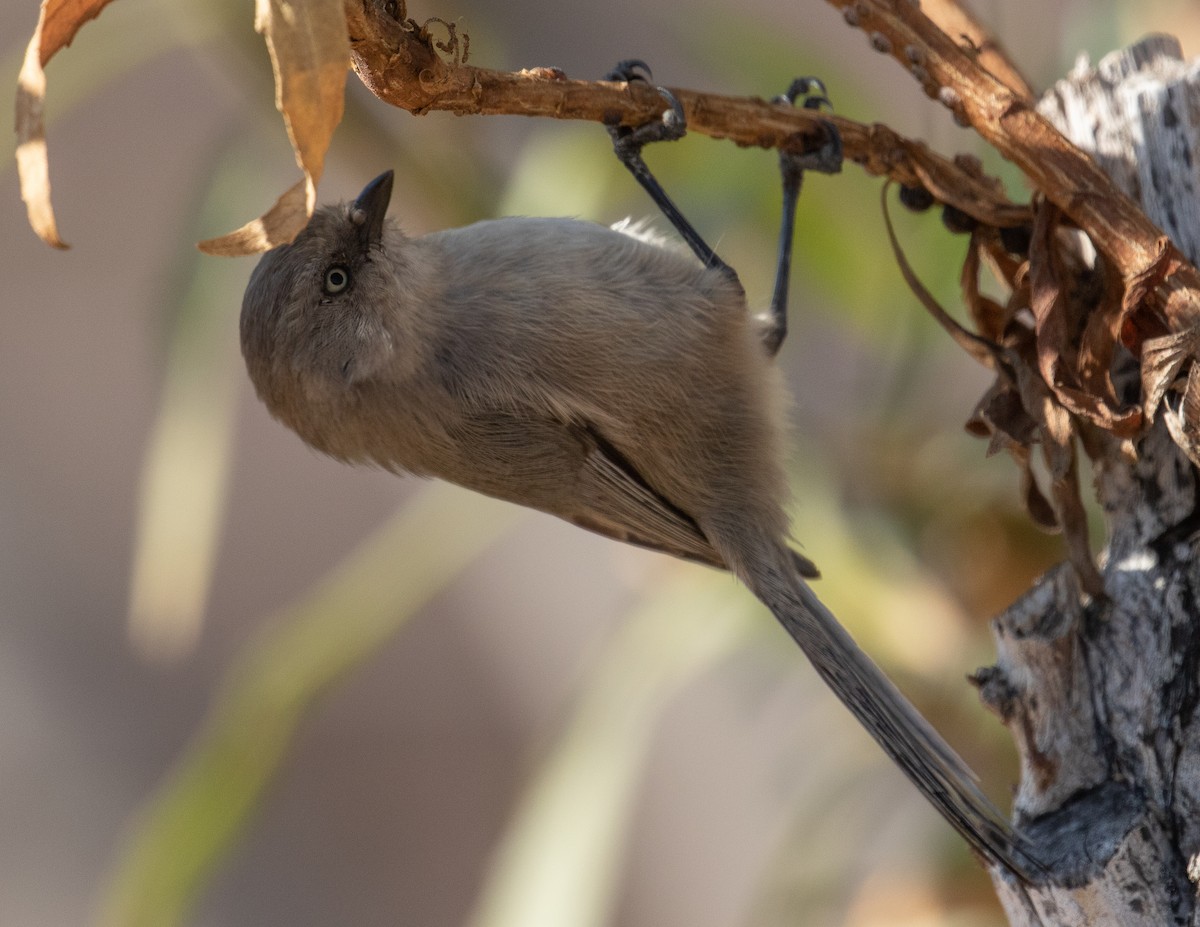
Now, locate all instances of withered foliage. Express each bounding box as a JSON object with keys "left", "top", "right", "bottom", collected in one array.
[
  {"left": 884, "top": 185, "right": 1162, "bottom": 596},
  {"left": 198, "top": 0, "right": 350, "bottom": 255},
  {"left": 15, "top": 0, "right": 116, "bottom": 250},
  {"left": 16, "top": 0, "right": 352, "bottom": 255}
]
